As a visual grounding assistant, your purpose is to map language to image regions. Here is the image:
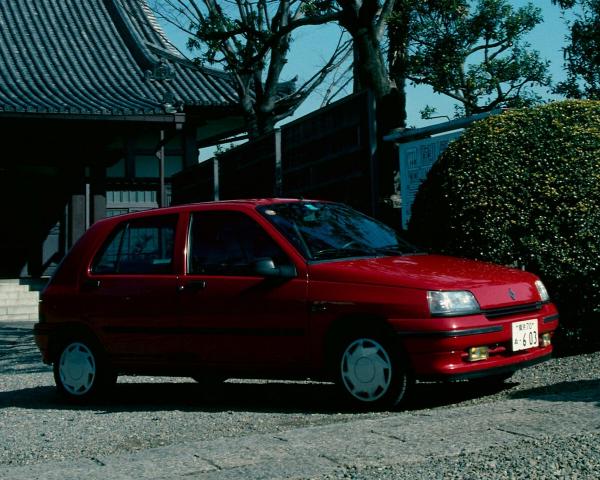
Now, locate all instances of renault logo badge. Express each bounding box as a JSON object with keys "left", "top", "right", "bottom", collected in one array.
[{"left": 508, "top": 288, "right": 516, "bottom": 300}]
